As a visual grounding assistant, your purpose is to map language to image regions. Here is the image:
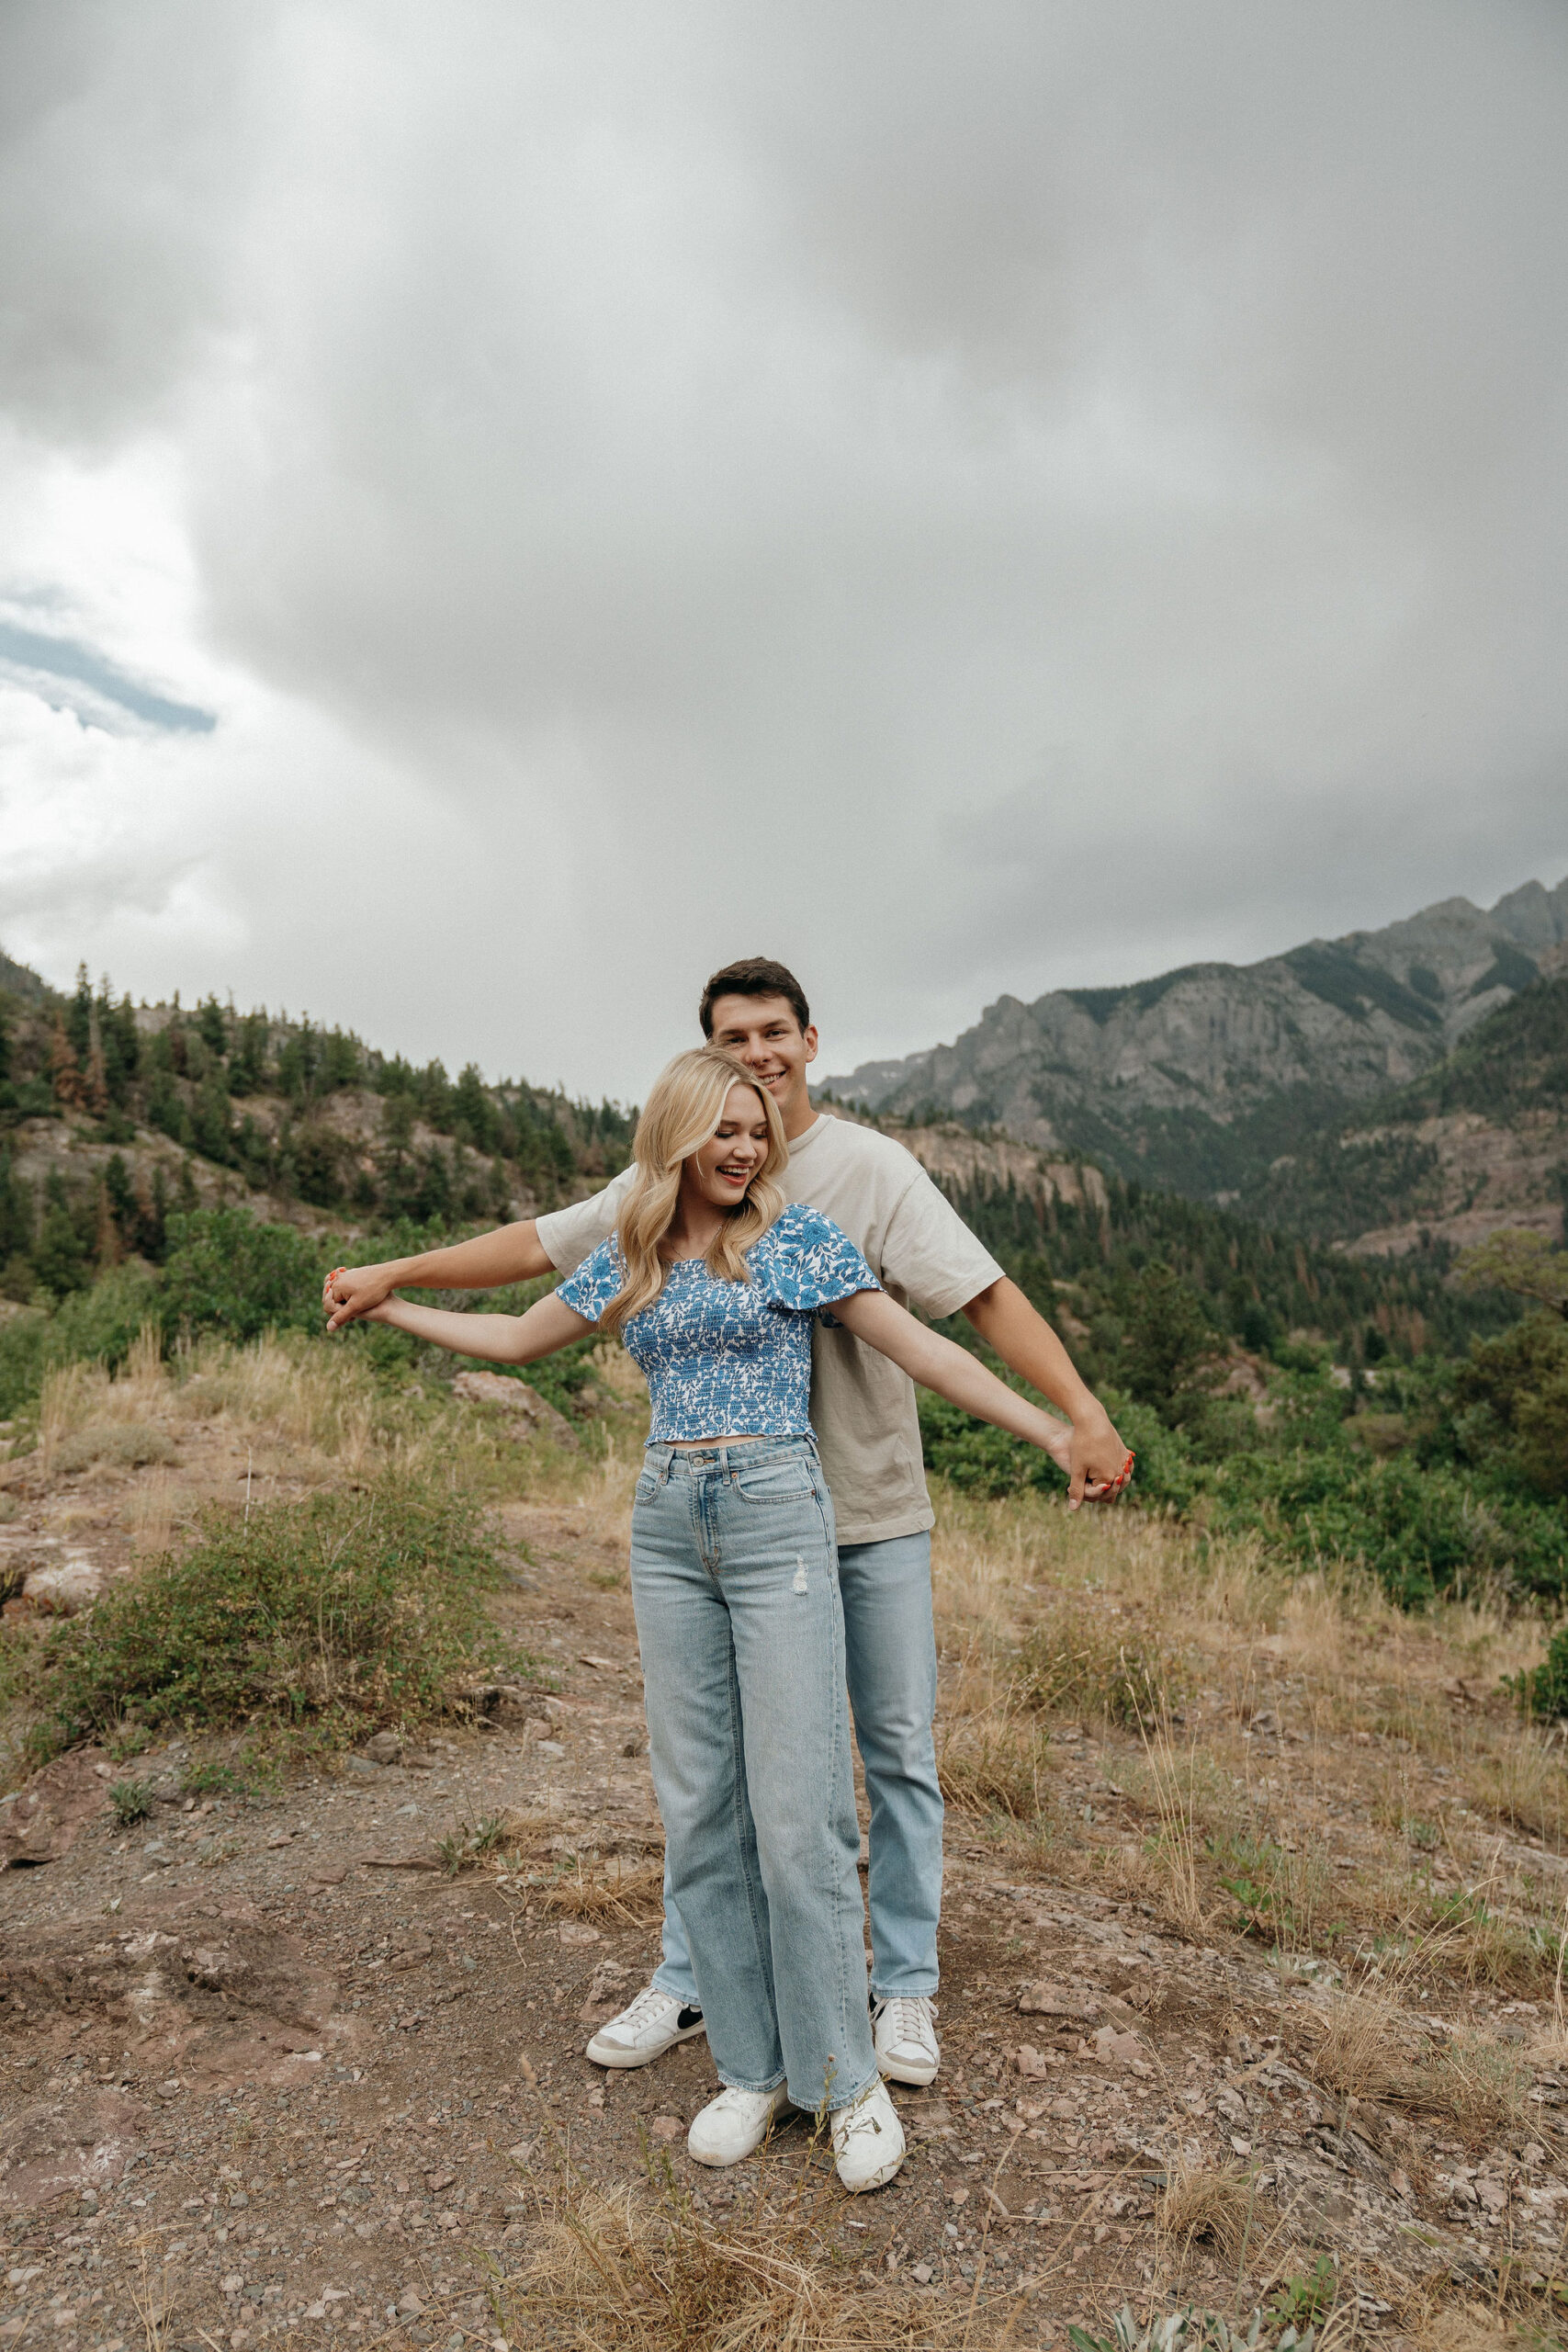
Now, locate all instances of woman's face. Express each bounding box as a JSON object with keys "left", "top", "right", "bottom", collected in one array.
[{"left": 687, "top": 1081, "right": 772, "bottom": 1209}]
